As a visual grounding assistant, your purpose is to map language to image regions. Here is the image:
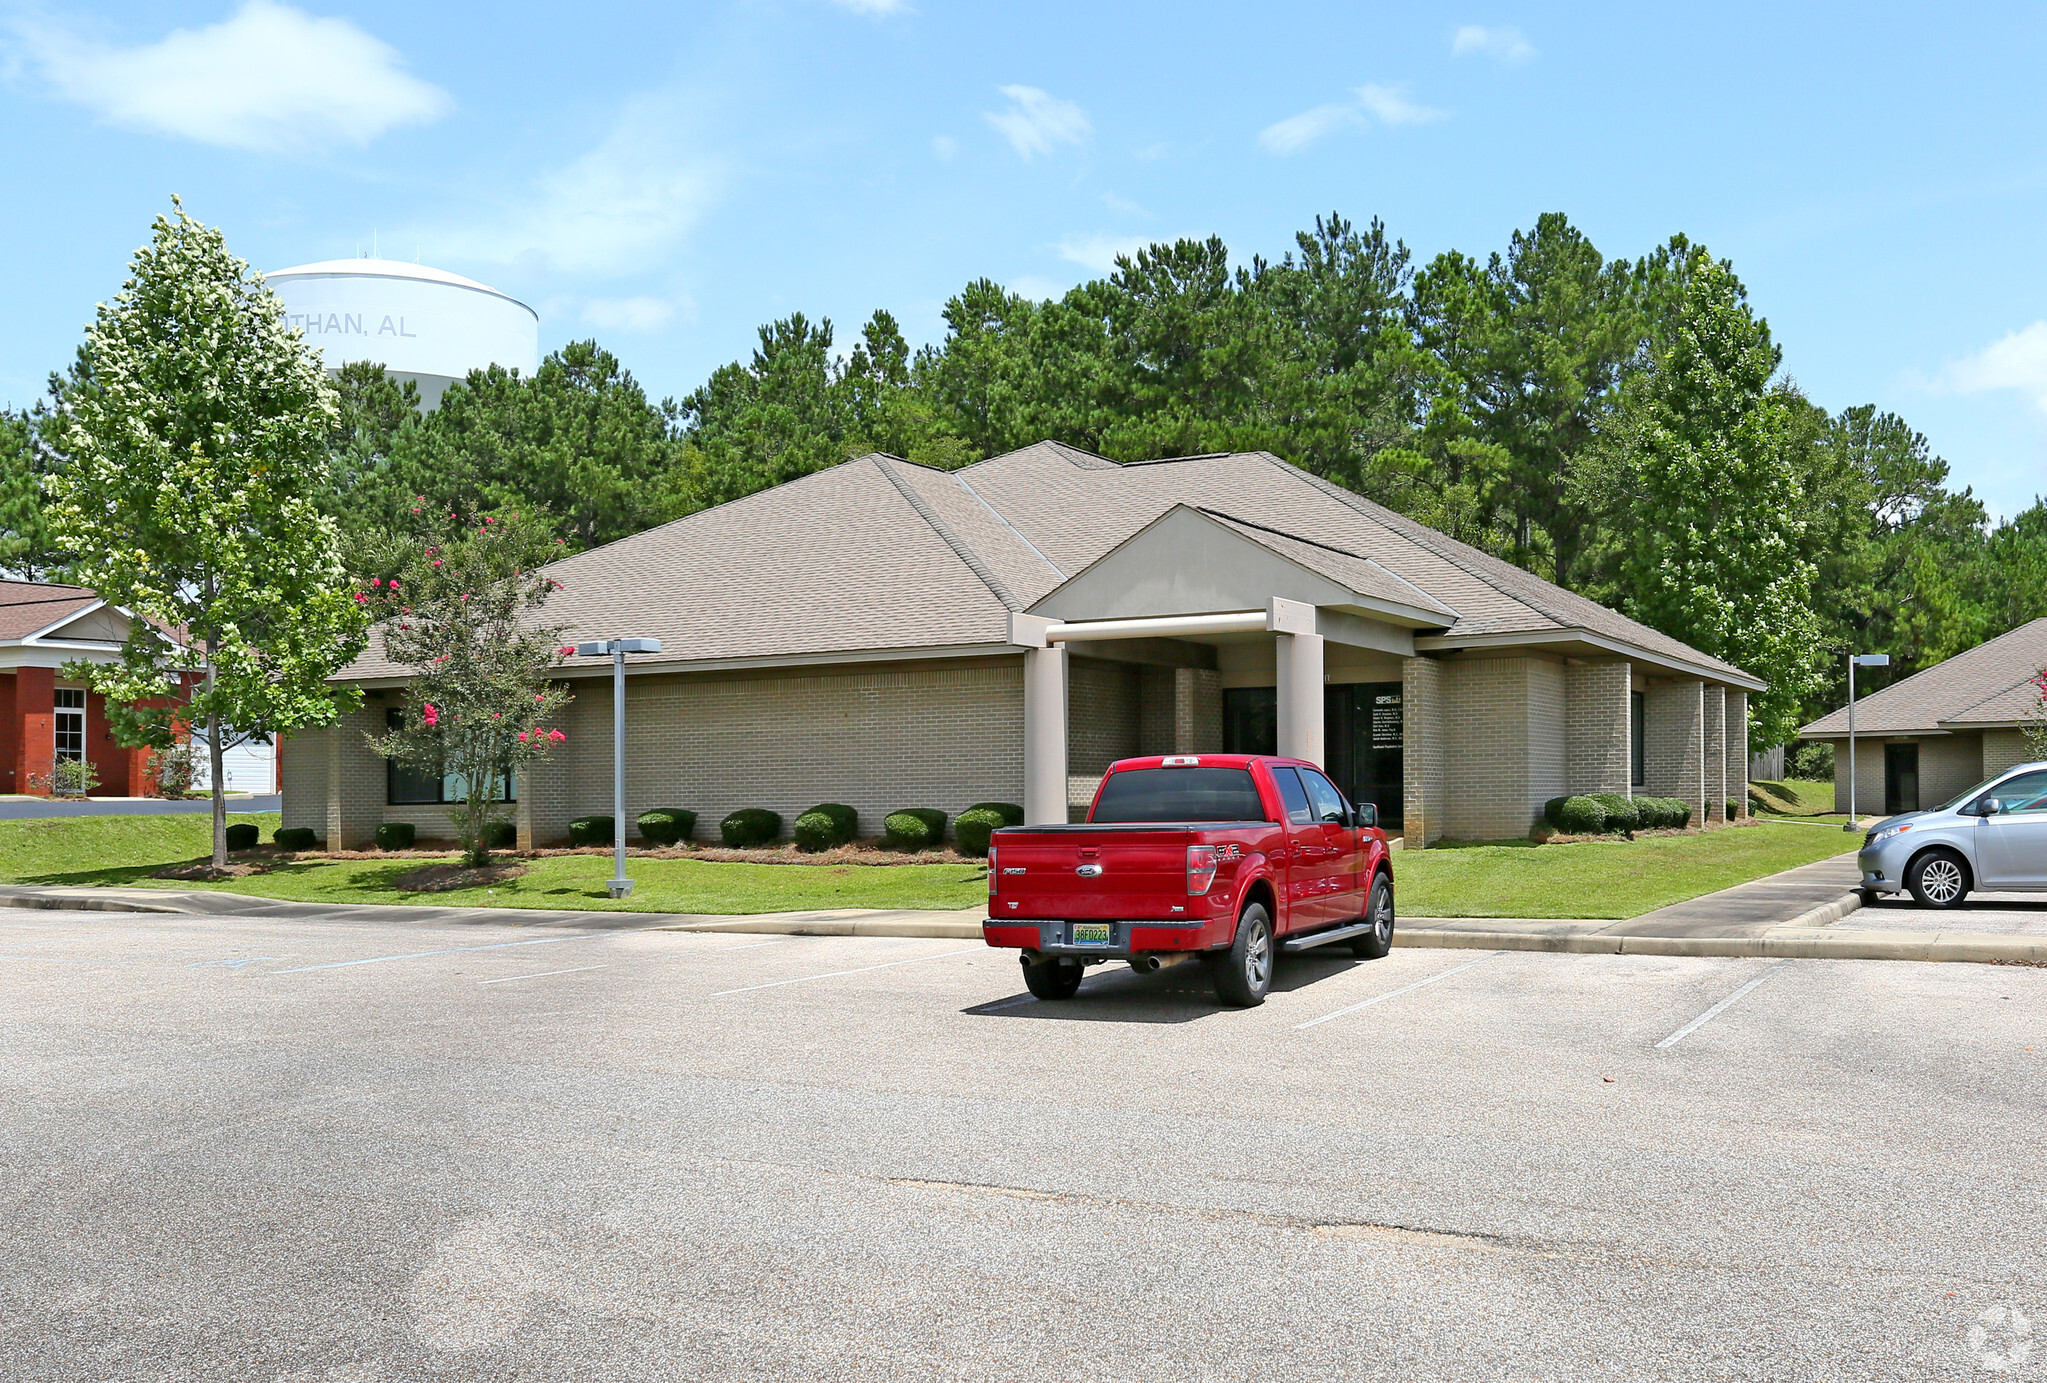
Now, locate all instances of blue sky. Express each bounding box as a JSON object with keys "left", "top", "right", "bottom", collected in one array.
[{"left": 4, "top": 1, "right": 2046, "bottom": 516}]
